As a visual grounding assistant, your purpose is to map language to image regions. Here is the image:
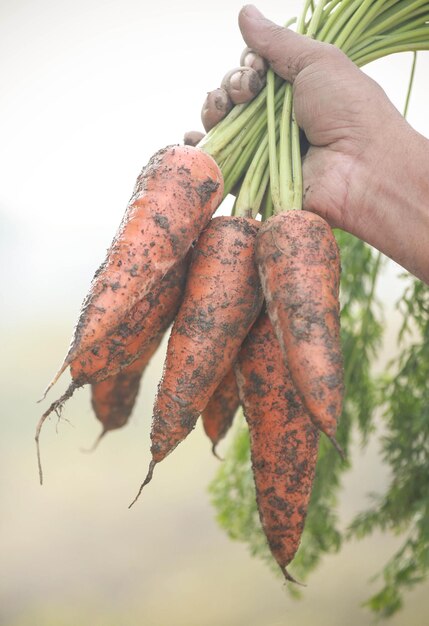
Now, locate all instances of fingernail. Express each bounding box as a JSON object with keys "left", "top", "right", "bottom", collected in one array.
[{"left": 242, "top": 4, "right": 264, "bottom": 20}]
